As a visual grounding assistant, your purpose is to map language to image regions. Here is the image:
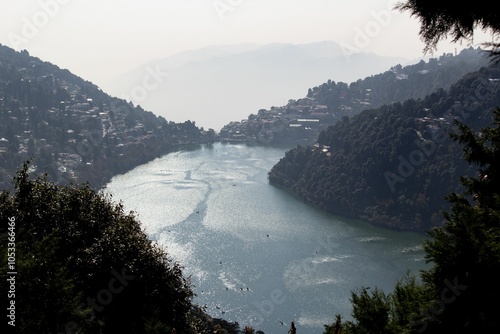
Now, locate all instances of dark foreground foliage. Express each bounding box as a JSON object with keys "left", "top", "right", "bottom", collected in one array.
[
  {"left": 323, "top": 109, "right": 500, "bottom": 333},
  {"left": 0, "top": 163, "right": 242, "bottom": 333}
]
